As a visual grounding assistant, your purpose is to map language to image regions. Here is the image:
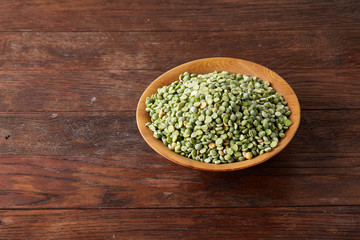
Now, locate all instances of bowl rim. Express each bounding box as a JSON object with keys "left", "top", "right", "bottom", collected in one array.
[{"left": 136, "top": 57, "right": 300, "bottom": 171}]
